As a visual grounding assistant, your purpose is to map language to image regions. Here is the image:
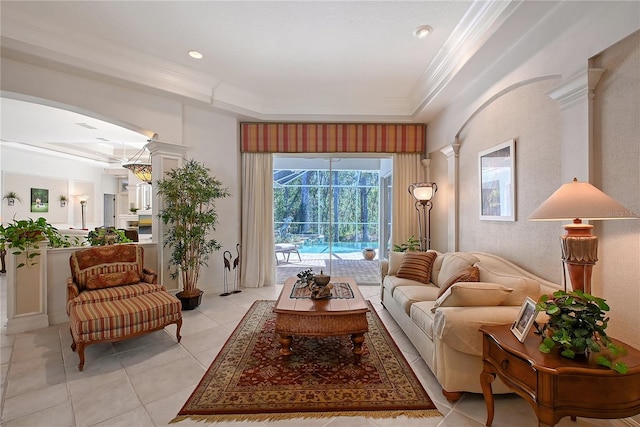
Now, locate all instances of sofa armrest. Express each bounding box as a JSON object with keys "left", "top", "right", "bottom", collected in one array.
[
  {"left": 380, "top": 260, "right": 389, "bottom": 279},
  {"left": 433, "top": 306, "right": 525, "bottom": 357},
  {"left": 142, "top": 267, "right": 158, "bottom": 284},
  {"left": 67, "top": 277, "right": 80, "bottom": 301}
]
